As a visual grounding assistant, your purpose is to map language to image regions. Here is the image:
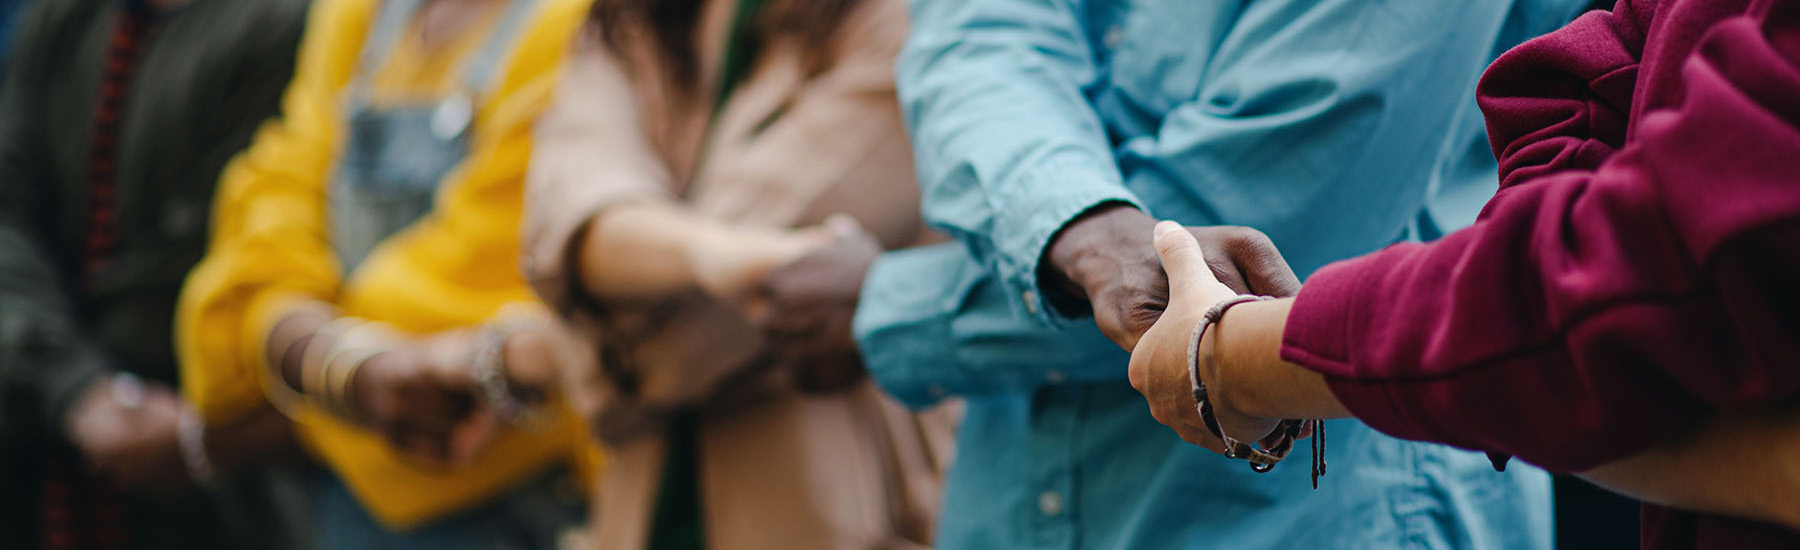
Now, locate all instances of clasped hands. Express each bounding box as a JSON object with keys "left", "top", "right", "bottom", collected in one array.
[
  {"left": 685, "top": 213, "right": 882, "bottom": 393},
  {"left": 1045, "top": 204, "right": 1303, "bottom": 454},
  {"left": 262, "top": 306, "right": 578, "bottom": 466}
]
